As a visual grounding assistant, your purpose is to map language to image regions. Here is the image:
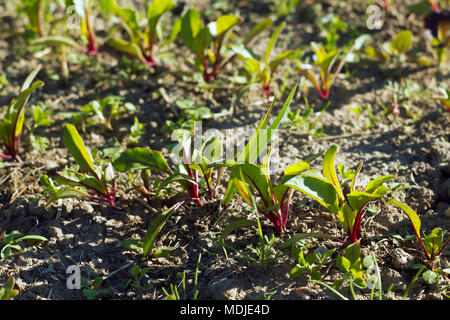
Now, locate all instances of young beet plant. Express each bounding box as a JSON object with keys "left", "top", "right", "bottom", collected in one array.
[
  {"left": 227, "top": 160, "right": 310, "bottom": 234},
  {"left": 283, "top": 144, "right": 395, "bottom": 244},
  {"left": 218, "top": 84, "right": 298, "bottom": 208},
  {"left": 0, "top": 66, "right": 44, "bottom": 162},
  {"left": 240, "top": 21, "right": 296, "bottom": 98},
  {"left": 42, "top": 123, "right": 116, "bottom": 207},
  {"left": 112, "top": 147, "right": 173, "bottom": 203},
  {"left": 296, "top": 42, "right": 354, "bottom": 100},
  {"left": 112, "top": 134, "right": 224, "bottom": 206},
  {"left": 181, "top": 9, "right": 273, "bottom": 82},
  {"left": 388, "top": 199, "right": 449, "bottom": 269},
  {"left": 209, "top": 85, "right": 302, "bottom": 234},
  {"left": 31, "top": 0, "right": 98, "bottom": 56},
  {"left": 102, "top": 0, "right": 179, "bottom": 67},
  {"left": 71, "top": 0, "right": 97, "bottom": 55}
]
